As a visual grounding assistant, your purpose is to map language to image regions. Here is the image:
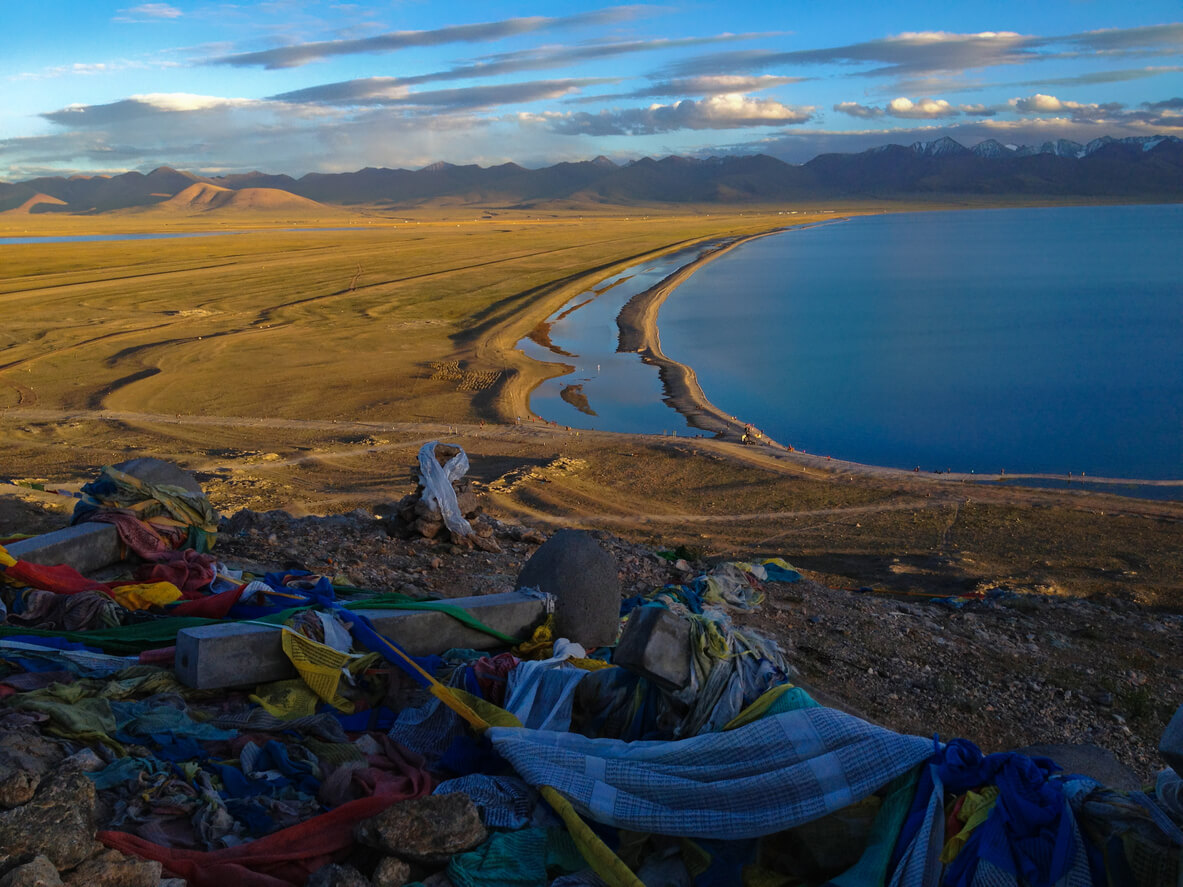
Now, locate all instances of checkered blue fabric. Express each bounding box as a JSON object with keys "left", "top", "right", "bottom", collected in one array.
[
  {"left": 489, "top": 705, "right": 932, "bottom": 840},
  {"left": 433, "top": 774, "right": 538, "bottom": 829}
]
